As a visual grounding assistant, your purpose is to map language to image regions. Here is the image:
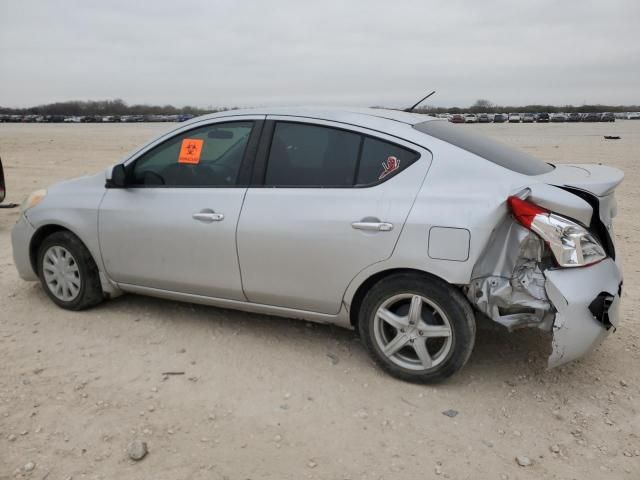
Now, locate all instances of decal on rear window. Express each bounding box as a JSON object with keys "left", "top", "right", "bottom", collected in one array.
[
  {"left": 379, "top": 156, "right": 400, "bottom": 180},
  {"left": 178, "top": 138, "right": 204, "bottom": 164}
]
